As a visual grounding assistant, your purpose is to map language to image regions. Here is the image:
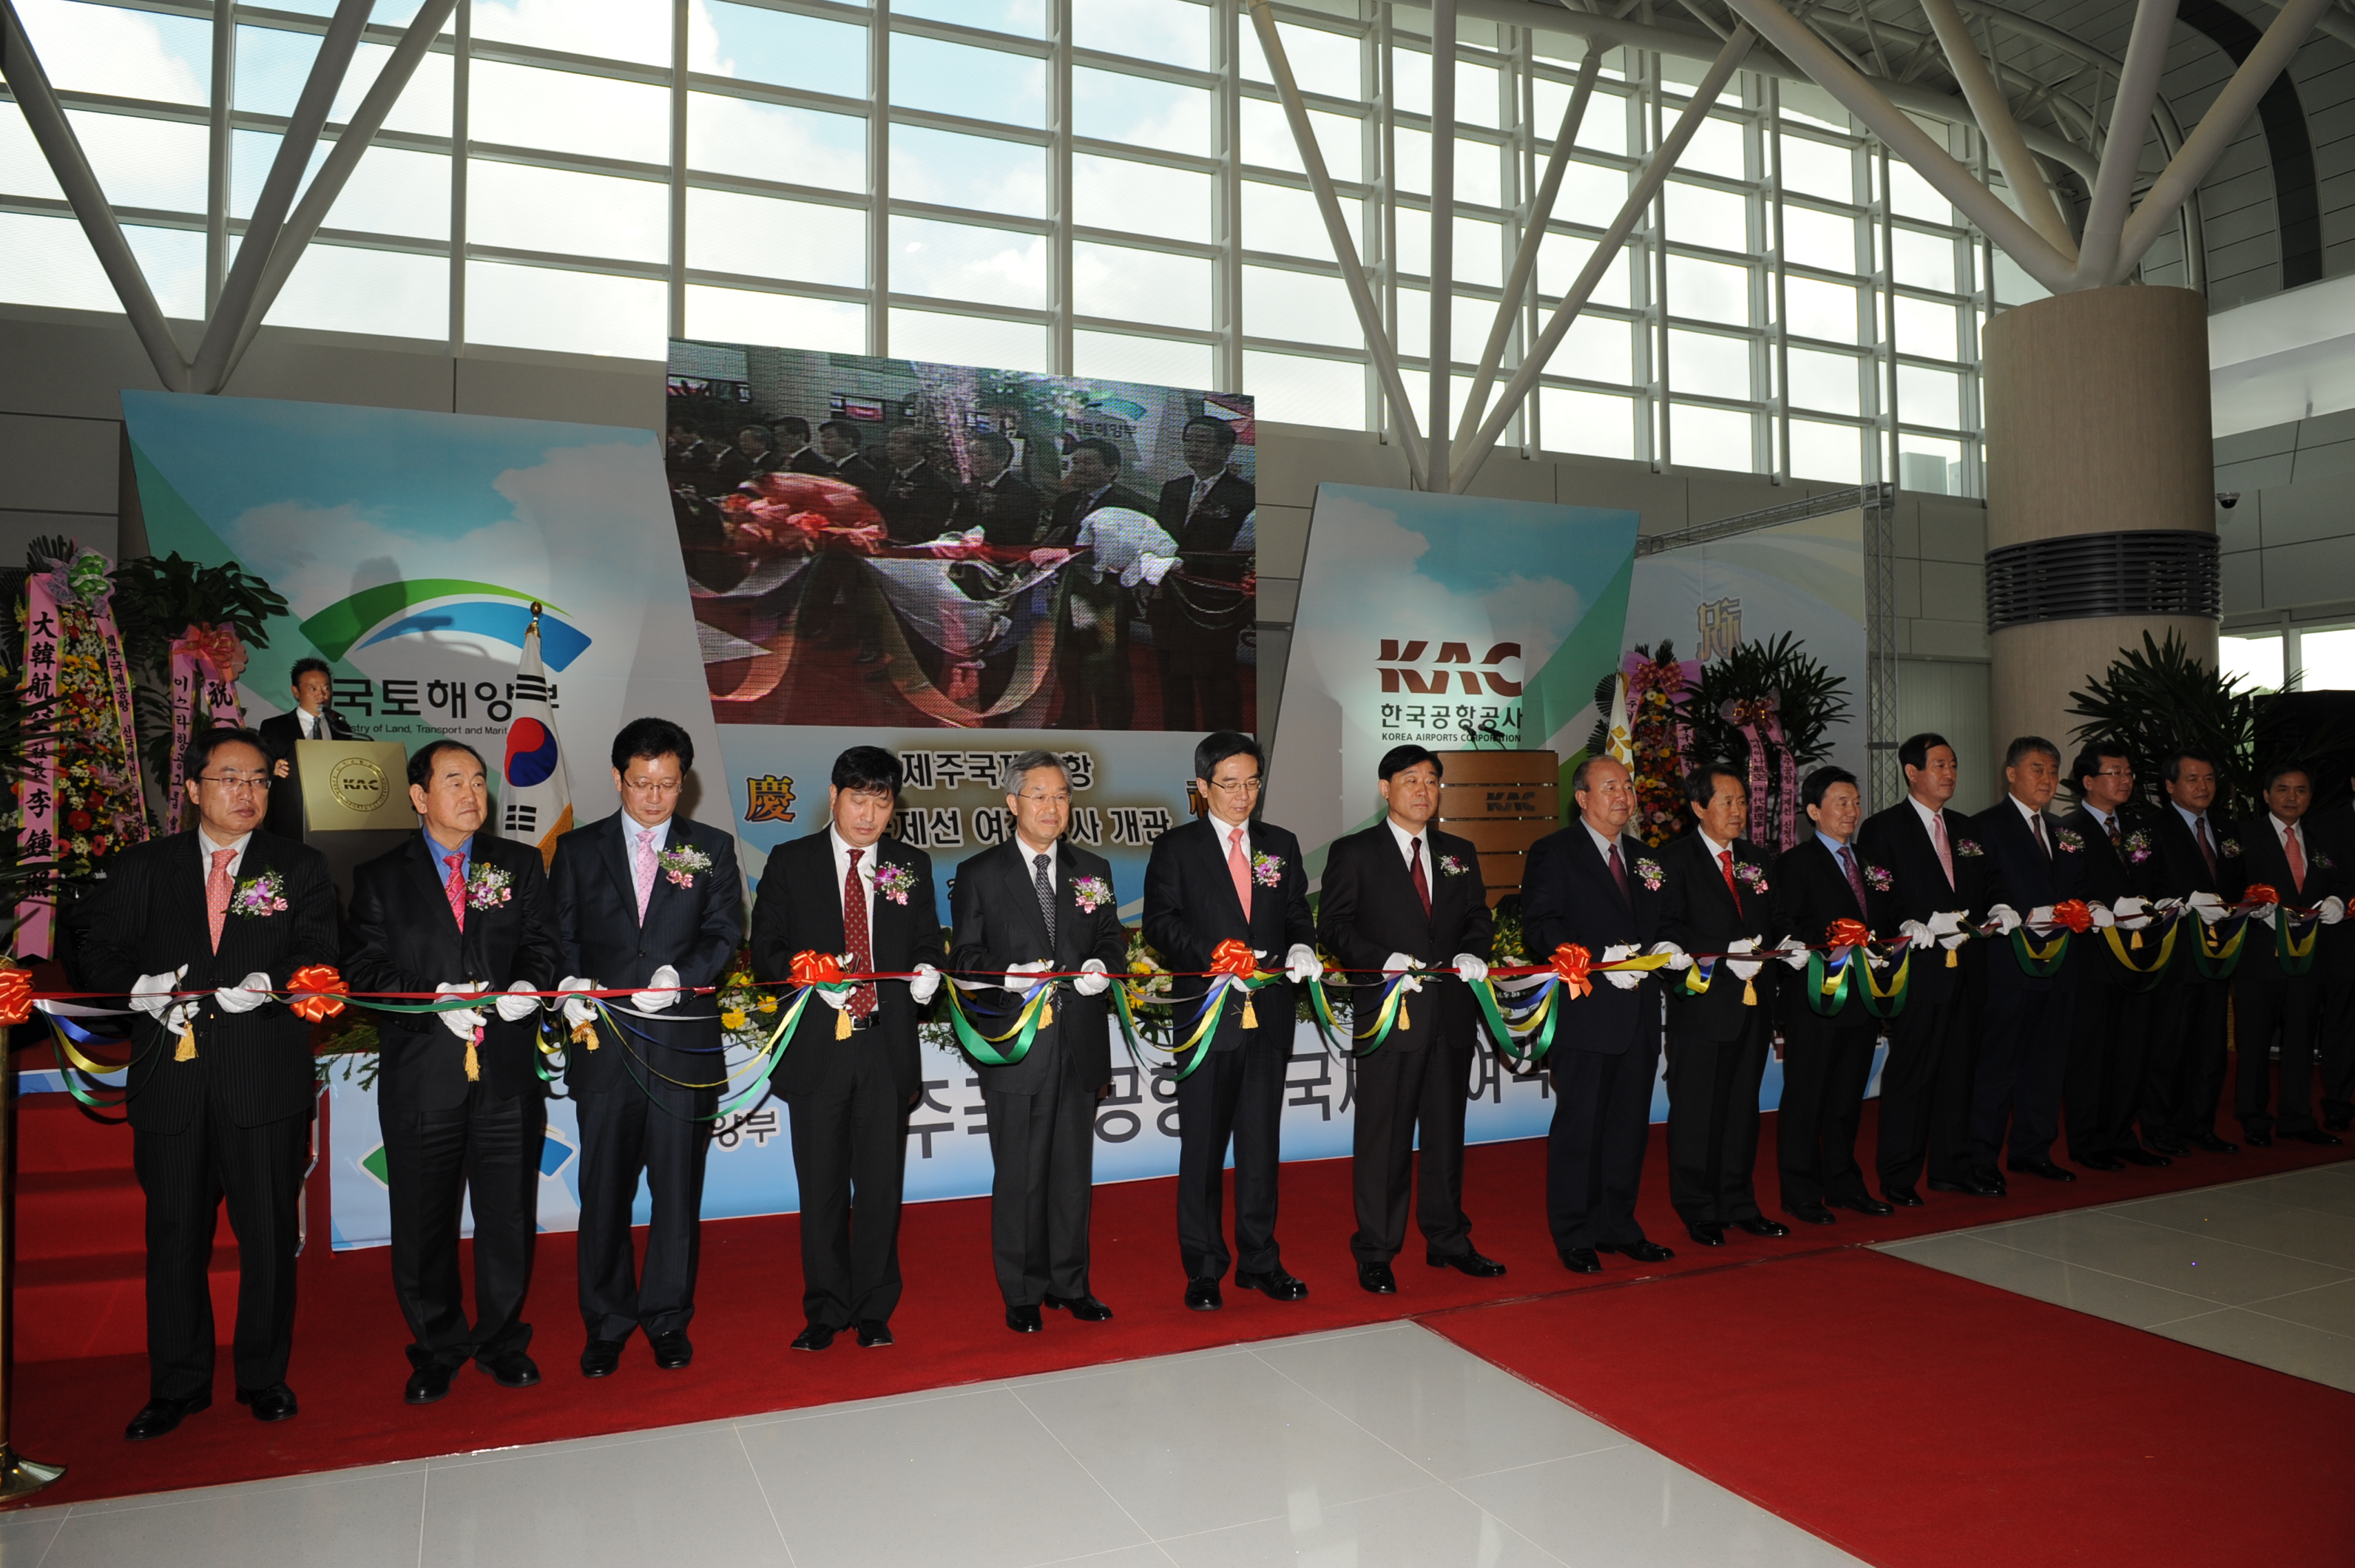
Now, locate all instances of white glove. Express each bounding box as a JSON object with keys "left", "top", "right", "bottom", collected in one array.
[
  {"left": 910, "top": 962, "right": 942, "bottom": 1004},
  {"left": 1381, "top": 952, "right": 1424, "bottom": 994},
  {"left": 2089, "top": 902, "right": 2116, "bottom": 928},
  {"left": 2323, "top": 897, "right": 2347, "bottom": 926},
  {"left": 1452, "top": 953, "right": 1490, "bottom": 985},
  {"left": 2027, "top": 905, "right": 2055, "bottom": 930},
  {"left": 497, "top": 979, "right": 542, "bottom": 1022},
  {"left": 214, "top": 971, "right": 272, "bottom": 1013},
  {"left": 131, "top": 967, "right": 186, "bottom": 1018},
  {"left": 1725, "top": 936, "right": 1763, "bottom": 981},
  {"left": 1285, "top": 944, "right": 1320, "bottom": 984},
  {"left": 2251, "top": 900, "right": 2280, "bottom": 927},
  {"left": 1002, "top": 959, "right": 1053, "bottom": 991},
  {"left": 1648, "top": 941, "right": 1693, "bottom": 972},
  {"left": 1776, "top": 936, "right": 1811, "bottom": 970},
  {"left": 435, "top": 981, "right": 487, "bottom": 1039},
  {"left": 2188, "top": 891, "right": 2227, "bottom": 925},
  {"left": 1987, "top": 903, "right": 2023, "bottom": 934},
  {"left": 1071, "top": 959, "right": 1109, "bottom": 997},
  {"left": 558, "top": 976, "right": 598, "bottom": 1030},
  {"left": 2111, "top": 895, "right": 2150, "bottom": 929},
  {"left": 632, "top": 964, "right": 682, "bottom": 1013},
  {"left": 1599, "top": 944, "right": 1643, "bottom": 990},
  {"left": 1120, "top": 552, "right": 1178, "bottom": 589},
  {"left": 1899, "top": 919, "right": 1934, "bottom": 950}
]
